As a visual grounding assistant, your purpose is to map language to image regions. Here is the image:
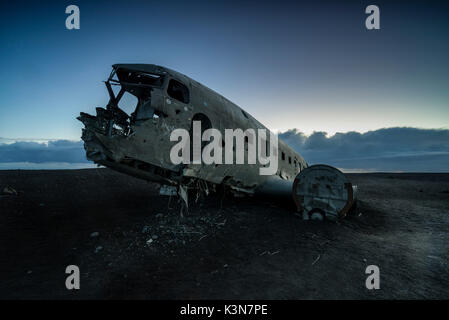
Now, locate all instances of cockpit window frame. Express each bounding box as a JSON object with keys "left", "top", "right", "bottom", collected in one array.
[{"left": 167, "top": 78, "right": 190, "bottom": 105}]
